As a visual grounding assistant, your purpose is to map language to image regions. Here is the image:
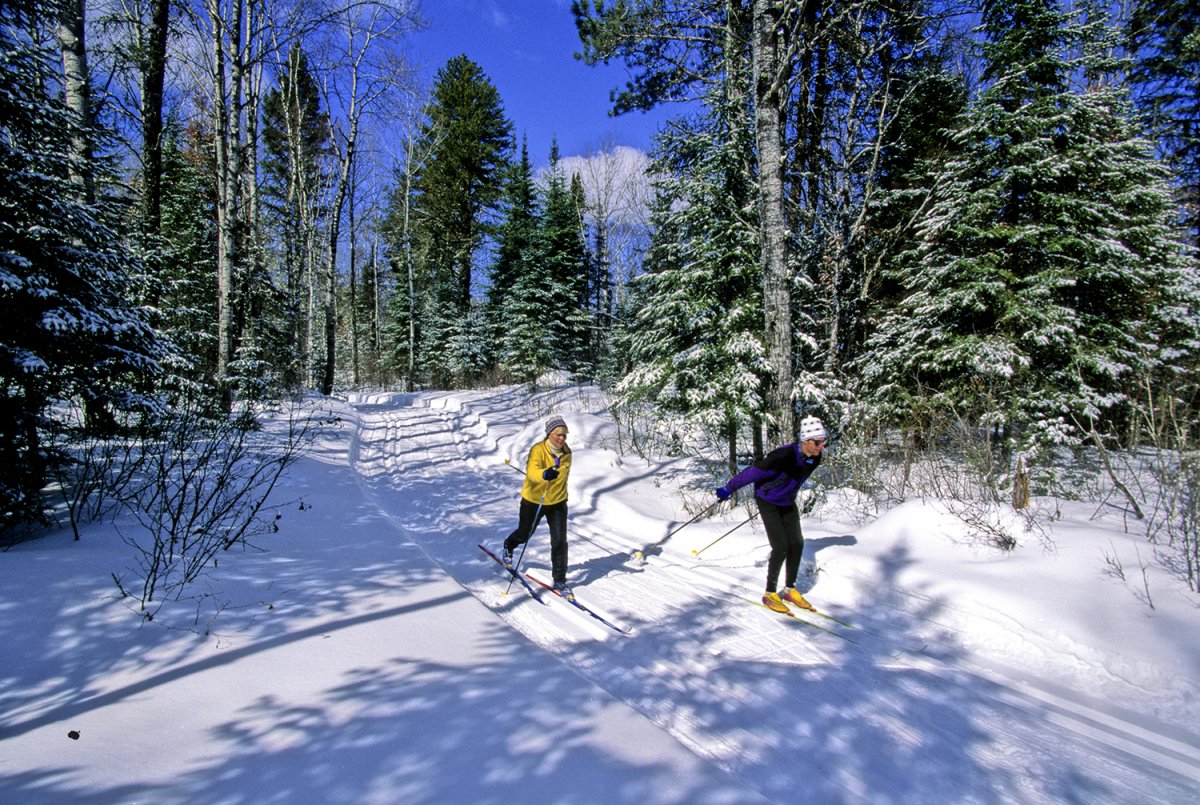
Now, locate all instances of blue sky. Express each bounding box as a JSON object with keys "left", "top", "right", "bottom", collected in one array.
[{"left": 412, "top": 0, "right": 673, "bottom": 165}]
